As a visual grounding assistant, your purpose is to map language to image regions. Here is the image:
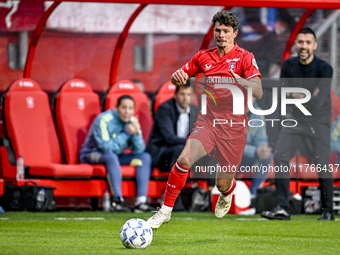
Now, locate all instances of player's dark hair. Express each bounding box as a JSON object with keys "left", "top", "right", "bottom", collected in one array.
[
  {"left": 297, "top": 27, "right": 317, "bottom": 41},
  {"left": 212, "top": 10, "right": 239, "bottom": 32},
  {"left": 175, "top": 80, "right": 191, "bottom": 93},
  {"left": 117, "top": 95, "right": 135, "bottom": 107}
]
